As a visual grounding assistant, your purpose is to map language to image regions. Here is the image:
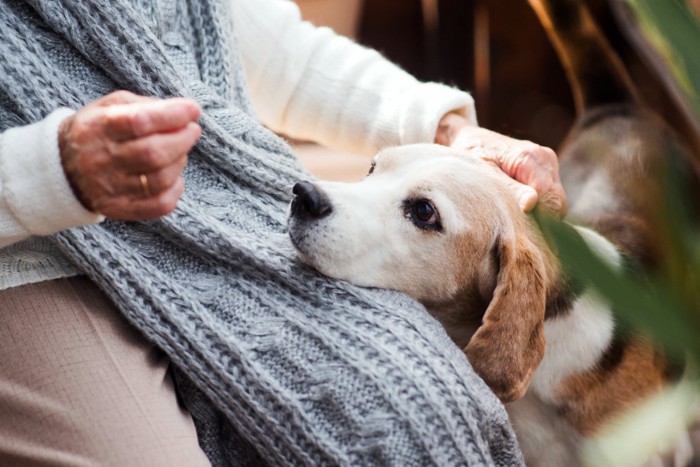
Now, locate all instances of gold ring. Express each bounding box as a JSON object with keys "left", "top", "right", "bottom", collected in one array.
[{"left": 140, "top": 174, "right": 150, "bottom": 197}]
